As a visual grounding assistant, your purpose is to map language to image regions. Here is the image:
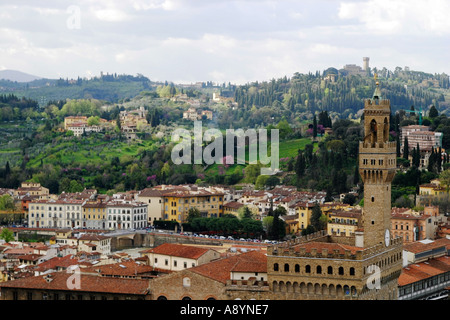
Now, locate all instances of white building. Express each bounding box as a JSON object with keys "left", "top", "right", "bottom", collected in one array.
[
  {"left": 106, "top": 201, "right": 148, "bottom": 230},
  {"left": 28, "top": 199, "right": 84, "bottom": 229}
]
